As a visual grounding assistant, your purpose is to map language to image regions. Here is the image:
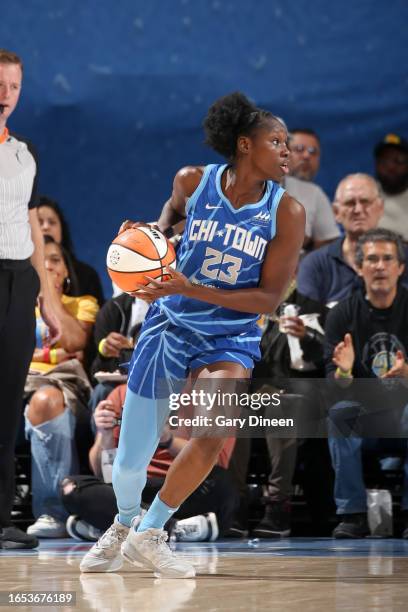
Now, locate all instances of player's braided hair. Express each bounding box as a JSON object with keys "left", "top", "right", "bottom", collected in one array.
[{"left": 203, "top": 92, "right": 279, "bottom": 160}]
